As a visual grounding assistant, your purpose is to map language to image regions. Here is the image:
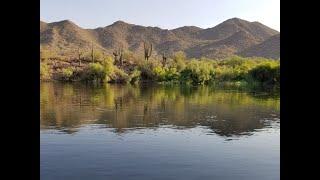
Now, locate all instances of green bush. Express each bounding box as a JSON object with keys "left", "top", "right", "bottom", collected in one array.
[
  {"left": 164, "top": 67, "right": 180, "bottom": 81},
  {"left": 138, "top": 60, "right": 160, "bottom": 80},
  {"left": 222, "top": 56, "right": 246, "bottom": 67},
  {"left": 172, "top": 51, "right": 186, "bottom": 72},
  {"left": 129, "top": 68, "right": 141, "bottom": 84},
  {"left": 110, "top": 67, "right": 130, "bottom": 83},
  {"left": 180, "top": 60, "right": 215, "bottom": 84},
  {"left": 40, "top": 62, "right": 51, "bottom": 80},
  {"left": 248, "top": 63, "right": 280, "bottom": 85},
  {"left": 153, "top": 66, "right": 166, "bottom": 81},
  {"left": 152, "top": 66, "right": 179, "bottom": 82},
  {"left": 61, "top": 67, "right": 74, "bottom": 81},
  {"left": 102, "top": 56, "right": 115, "bottom": 82},
  {"left": 82, "top": 63, "right": 106, "bottom": 82}
]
